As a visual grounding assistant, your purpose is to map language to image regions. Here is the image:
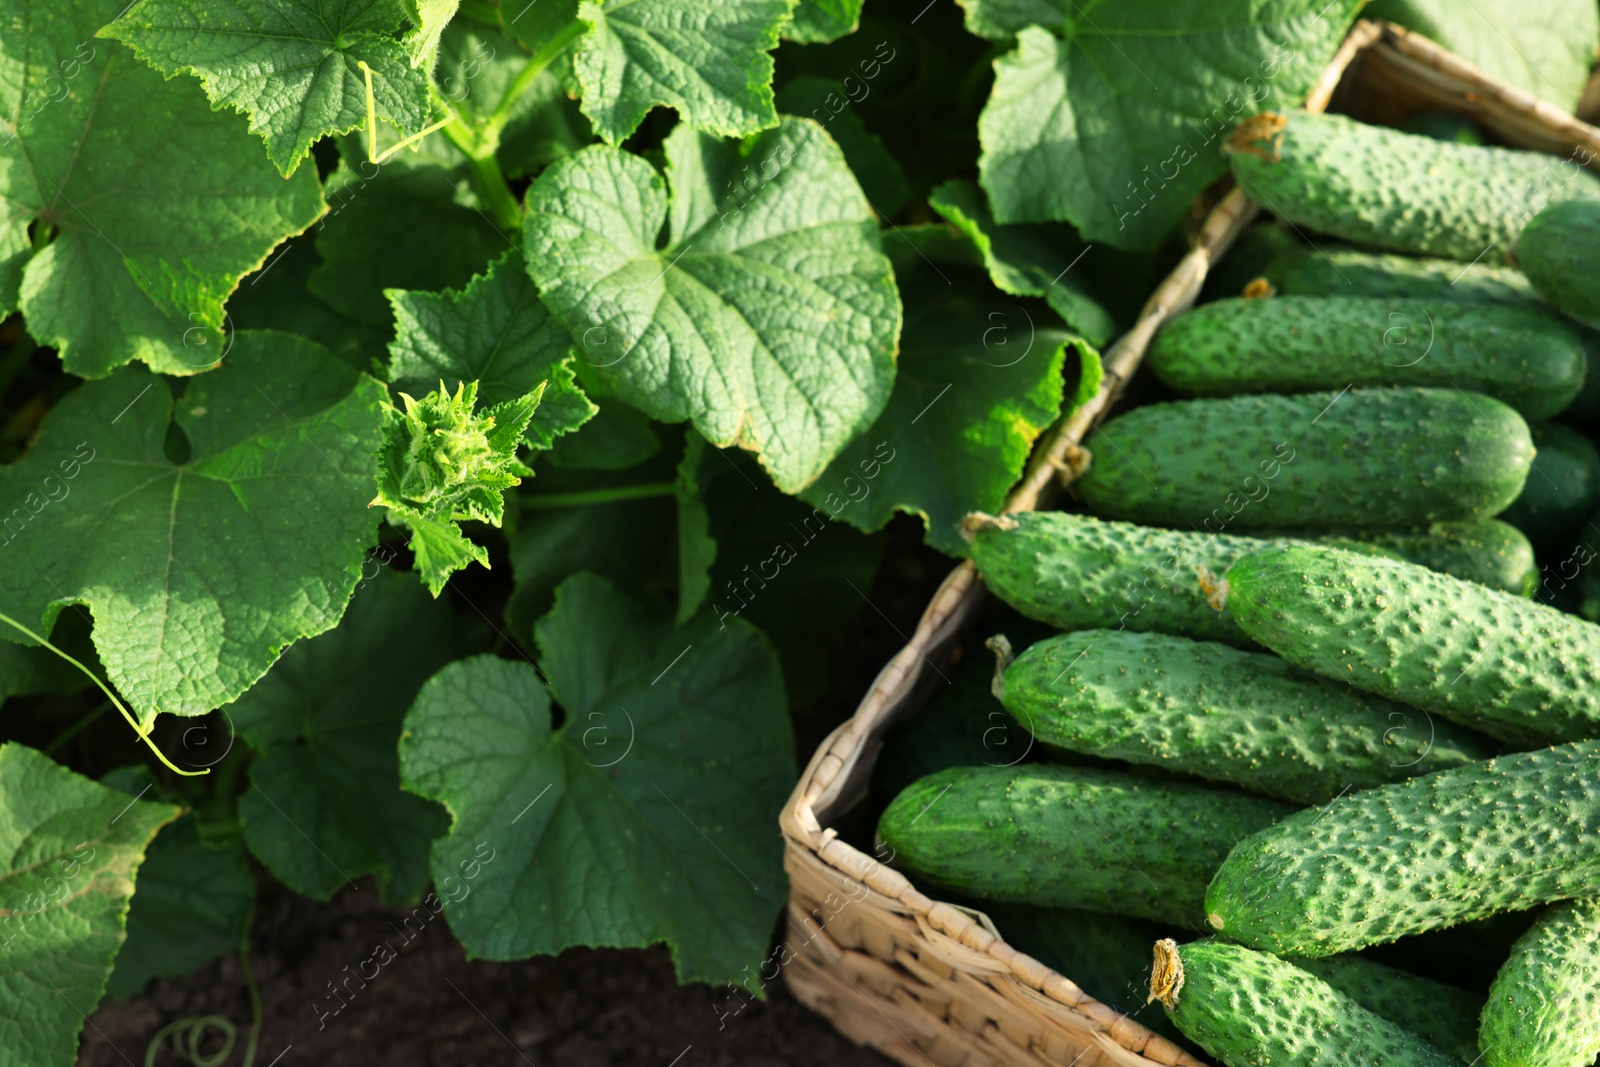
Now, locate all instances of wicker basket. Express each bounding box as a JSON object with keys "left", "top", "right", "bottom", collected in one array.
[{"left": 778, "top": 20, "right": 1600, "bottom": 1067}]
